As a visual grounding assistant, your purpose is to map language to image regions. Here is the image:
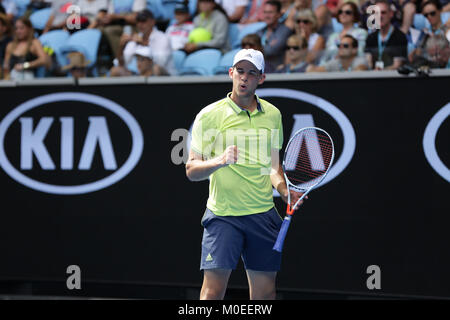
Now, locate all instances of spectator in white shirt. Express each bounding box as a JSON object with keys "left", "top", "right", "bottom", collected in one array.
[{"left": 111, "top": 9, "right": 175, "bottom": 76}]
